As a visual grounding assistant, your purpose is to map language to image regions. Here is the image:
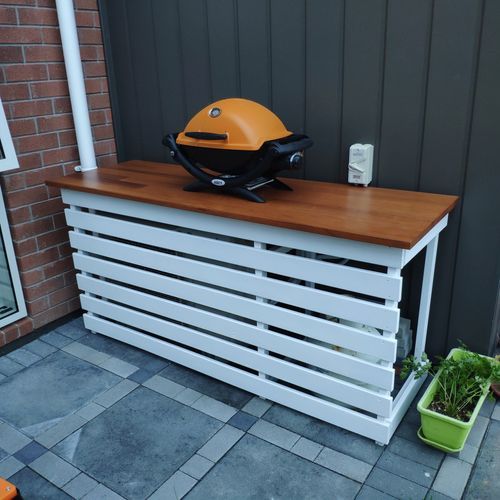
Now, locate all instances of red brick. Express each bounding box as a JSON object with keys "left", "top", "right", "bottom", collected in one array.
[
  {"left": 33, "top": 302, "right": 70, "bottom": 329},
  {"left": 79, "top": 45, "right": 97, "bottom": 61},
  {"left": 0, "top": 46, "right": 24, "bottom": 63},
  {"left": 57, "top": 241, "right": 72, "bottom": 257},
  {"left": 24, "top": 164, "right": 64, "bottom": 187},
  {"left": 18, "top": 6, "right": 58, "bottom": 25},
  {"left": 89, "top": 109, "right": 106, "bottom": 125},
  {"left": 5, "top": 64, "right": 48, "bottom": 83},
  {"left": 77, "top": 27, "right": 102, "bottom": 45},
  {"left": 31, "top": 80, "right": 68, "bottom": 98},
  {"left": 17, "top": 317, "right": 34, "bottom": 338},
  {"left": 75, "top": 0, "right": 97, "bottom": 10},
  {"left": 24, "top": 275, "right": 64, "bottom": 301},
  {"left": 21, "top": 268, "right": 45, "bottom": 287},
  {"left": 47, "top": 185, "right": 61, "bottom": 198},
  {"left": 63, "top": 269, "right": 76, "bottom": 286},
  {"left": 49, "top": 281, "right": 78, "bottom": 306},
  {"left": 25, "top": 45, "right": 63, "bottom": 62},
  {"left": 96, "top": 154, "right": 117, "bottom": 167},
  {"left": 68, "top": 296, "right": 81, "bottom": 313},
  {"left": 92, "top": 124, "right": 114, "bottom": 141},
  {"left": 0, "top": 6, "right": 17, "bottom": 23},
  {"left": 15, "top": 237, "right": 37, "bottom": 256},
  {"left": 53, "top": 96, "right": 71, "bottom": 113},
  {"left": 88, "top": 92, "right": 109, "bottom": 110},
  {"left": 75, "top": 9, "right": 95, "bottom": 27},
  {"left": 18, "top": 245, "right": 59, "bottom": 272},
  {"left": 94, "top": 139, "right": 116, "bottom": 155},
  {"left": 31, "top": 197, "right": 64, "bottom": 218},
  {"left": 11, "top": 217, "right": 54, "bottom": 242},
  {"left": 1, "top": 323, "right": 19, "bottom": 344},
  {"left": 42, "top": 145, "right": 79, "bottom": 165},
  {"left": 43, "top": 255, "right": 73, "bottom": 279},
  {"left": 37, "top": 227, "right": 69, "bottom": 250},
  {"left": 48, "top": 63, "right": 66, "bottom": 80},
  {"left": 85, "top": 78, "right": 102, "bottom": 94},
  {"left": 41, "top": 27, "right": 60, "bottom": 44},
  {"left": 58, "top": 129, "right": 76, "bottom": 146},
  {"left": 0, "top": 83, "right": 30, "bottom": 101},
  {"left": 6, "top": 205, "right": 30, "bottom": 225},
  {"left": 15, "top": 132, "right": 58, "bottom": 154},
  {"left": 36, "top": 0, "right": 56, "bottom": 7},
  {"left": 0, "top": 26, "right": 43, "bottom": 44},
  {"left": 0, "top": 1, "right": 36, "bottom": 5},
  {"left": 10, "top": 99, "right": 52, "bottom": 118},
  {"left": 53, "top": 212, "right": 67, "bottom": 229},
  {"left": 18, "top": 152, "right": 42, "bottom": 169},
  {"left": 27, "top": 296, "right": 49, "bottom": 316},
  {"left": 83, "top": 61, "right": 106, "bottom": 77},
  {"left": 105, "top": 108, "right": 113, "bottom": 123},
  {"left": 8, "top": 118, "right": 37, "bottom": 137},
  {"left": 37, "top": 113, "right": 73, "bottom": 132},
  {"left": 1, "top": 171, "right": 25, "bottom": 191},
  {"left": 6, "top": 184, "right": 48, "bottom": 209}
]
